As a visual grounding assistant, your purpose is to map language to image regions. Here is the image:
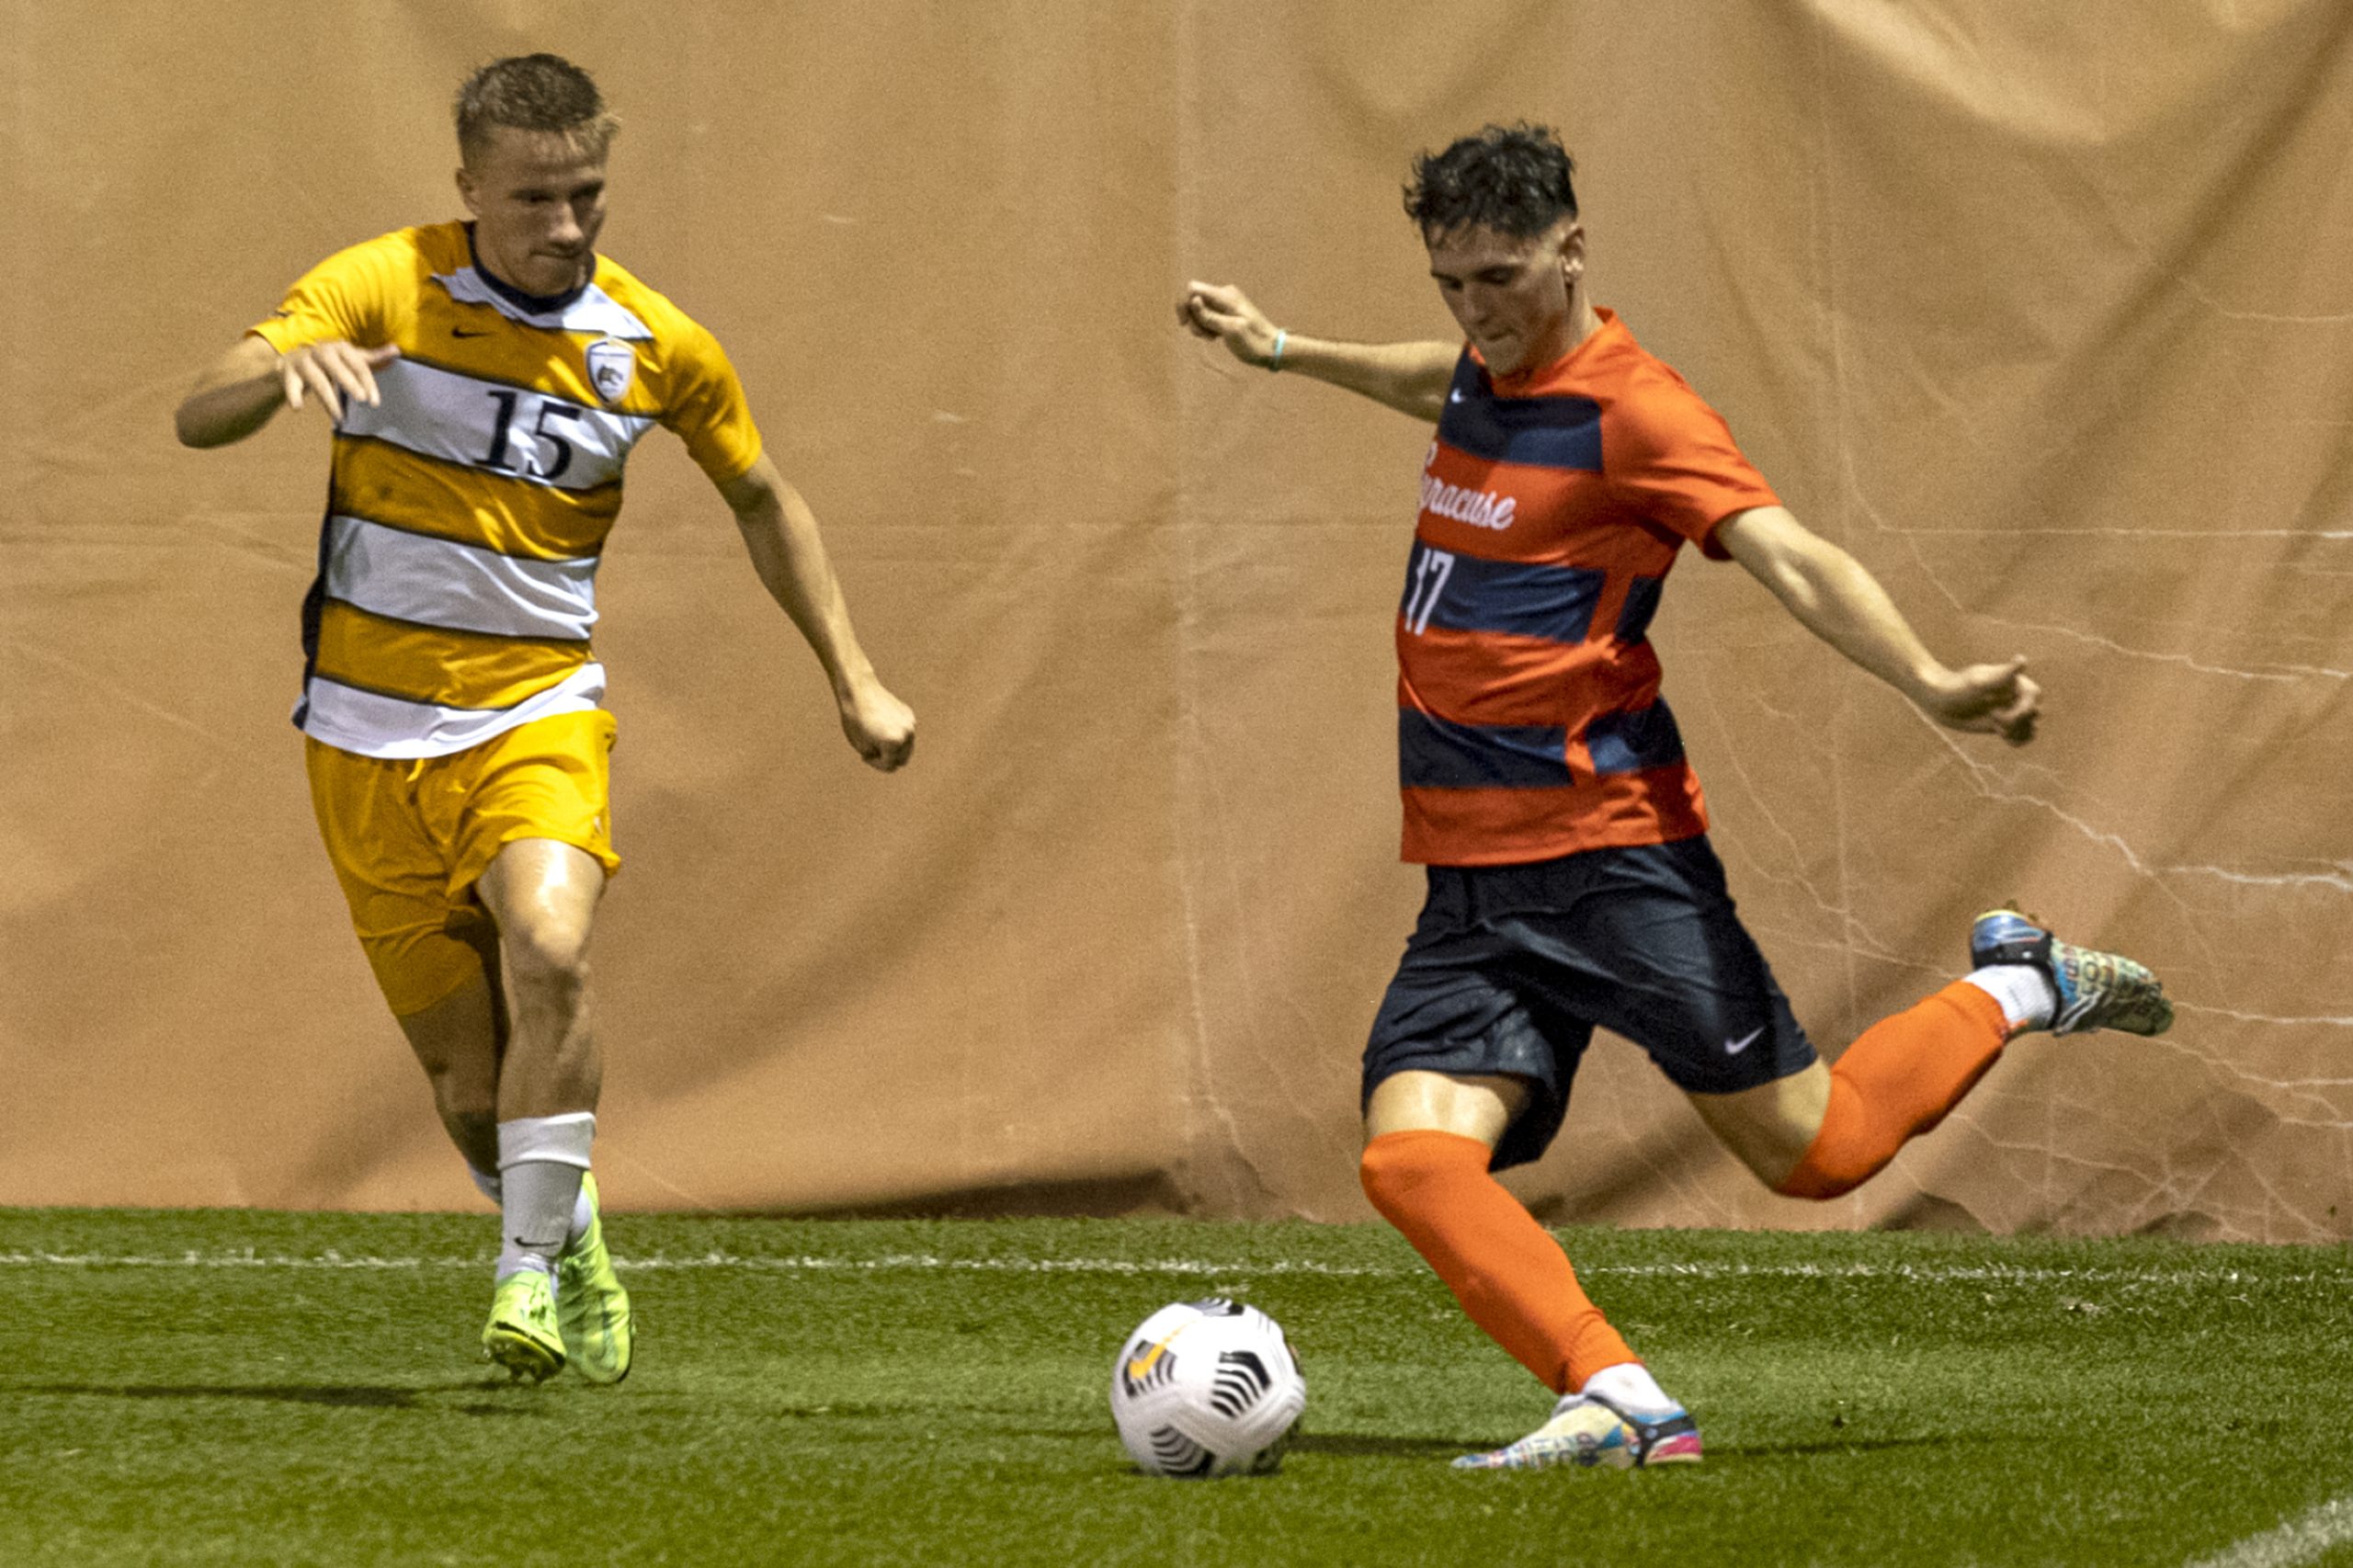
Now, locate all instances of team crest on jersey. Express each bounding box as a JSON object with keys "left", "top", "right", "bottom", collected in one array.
[{"left": 585, "top": 336, "right": 636, "bottom": 405}]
